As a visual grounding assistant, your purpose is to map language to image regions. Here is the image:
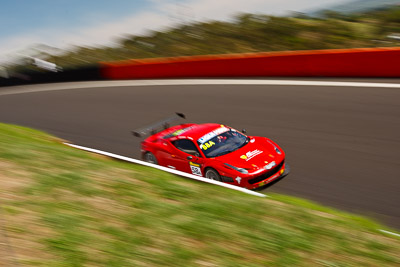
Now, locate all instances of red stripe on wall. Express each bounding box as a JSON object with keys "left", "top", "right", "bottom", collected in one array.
[{"left": 100, "top": 47, "right": 400, "bottom": 79}]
